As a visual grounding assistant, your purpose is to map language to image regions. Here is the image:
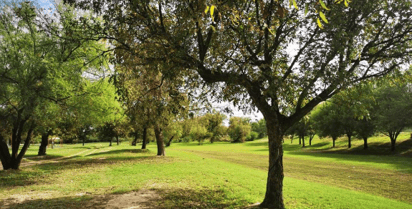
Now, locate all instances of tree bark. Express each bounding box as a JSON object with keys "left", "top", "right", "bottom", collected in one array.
[
  {"left": 363, "top": 137, "right": 368, "bottom": 150},
  {"left": 132, "top": 132, "right": 138, "bottom": 146},
  {"left": 299, "top": 136, "right": 301, "bottom": 145},
  {"left": 0, "top": 134, "right": 11, "bottom": 170},
  {"left": 332, "top": 137, "right": 336, "bottom": 148},
  {"left": 390, "top": 138, "right": 396, "bottom": 151},
  {"left": 141, "top": 127, "right": 147, "bottom": 149},
  {"left": 154, "top": 125, "right": 165, "bottom": 156},
  {"left": 38, "top": 130, "right": 51, "bottom": 156},
  {"left": 347, "top": 134, "right": 352, "bottom": 148},
  {"left": 260, "top": 117, "right": 284, "bottom": 209},
  {"left": 301, "top": 136, "right": 305, "bottom": 148}
]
